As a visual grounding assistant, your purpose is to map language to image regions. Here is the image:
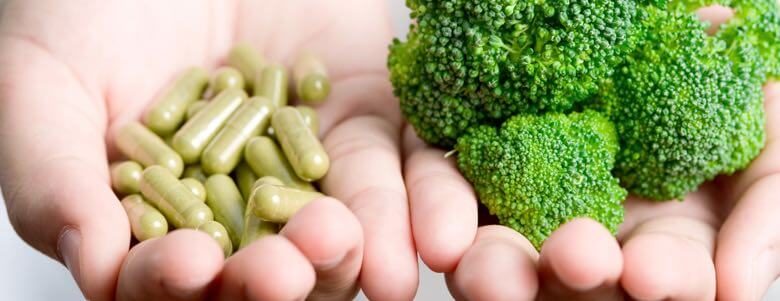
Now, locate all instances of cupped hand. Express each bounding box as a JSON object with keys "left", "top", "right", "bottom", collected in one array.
[
  {"left": 404, "top": 8, "right": 780, "bottom": 301},
  {"left": 0, "top": 0, "right": 417, "bottom": 300}
]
